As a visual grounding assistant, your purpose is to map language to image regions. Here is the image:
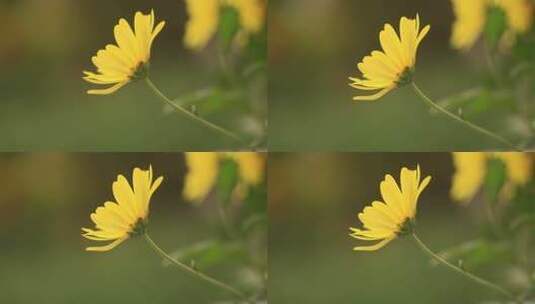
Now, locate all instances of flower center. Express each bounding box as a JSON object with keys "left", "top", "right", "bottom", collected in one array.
[
  {"left": 131, "top": 62, "right": 149, "bottom": 80},
  {"left": 398, "top": 218, "right": 415, "bottom": 236},
  {"left": 129, "top": 218, "right": 148, "bottom": 237},
  {"left": 395, "top": 68, "right": 413, "bottom": 86}
]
